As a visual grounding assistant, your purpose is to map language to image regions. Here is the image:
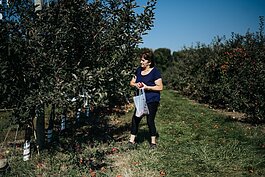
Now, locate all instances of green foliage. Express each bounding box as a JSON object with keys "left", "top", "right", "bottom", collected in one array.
[
  {"left": 164, "top": 17, "right": 265, "bottom": 122},
  {"left": 0, "top": 0, "right": 157, "bottom": 124},
  {"left": 154, "top": 48, "right": 172, "bottom": 71}
]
